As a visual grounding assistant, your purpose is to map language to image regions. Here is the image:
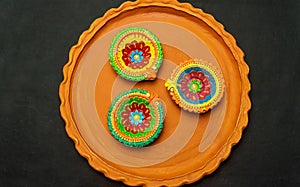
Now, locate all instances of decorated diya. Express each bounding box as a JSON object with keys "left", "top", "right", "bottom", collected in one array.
[
  {"left": 165, "top": 59, "right": 225, "bottom": 113},
  {"left": 107, "top": 89, "right": 165, "bottom": 147},
  {"left": 109, "top": 27, "right": 163, "bottom": 81}
]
